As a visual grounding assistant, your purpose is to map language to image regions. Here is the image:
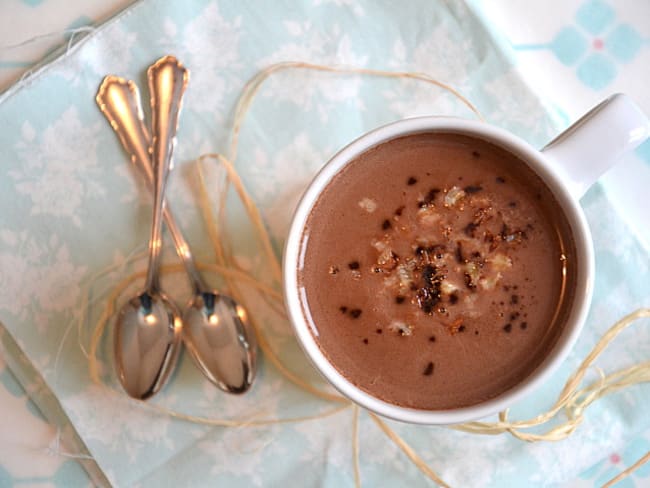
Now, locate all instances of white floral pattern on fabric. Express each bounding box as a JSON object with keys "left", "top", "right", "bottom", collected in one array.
[
  {"left": 258, "top": 25, "right": 368, "bottom": 122},
  {"left": 246, "top": 132, "right": 328, "bottom": 241},
  {"left": 10, "top": 108, "right": 104, "bottom": 227},
  {"left": 0, "top": 230, "right": 86, "bottom": 320},
  {"left": 162, "top": 2, "right": 243, "bottom": 119},
  {"left": 66, "top": 385, "right": 173, "bottom": 463},
  {"left": 197, "top": 425, "right": 284, "bottom": 486},
  {"left": 0, "top": 0, "right": 648, "bottom": 487},
  {"left": 86, "top": 24, "right": 138, "bottom": 79}
]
